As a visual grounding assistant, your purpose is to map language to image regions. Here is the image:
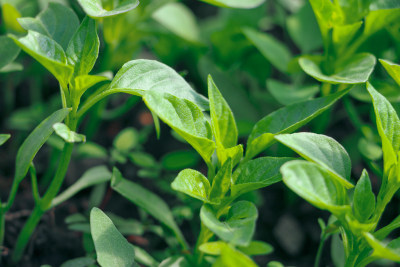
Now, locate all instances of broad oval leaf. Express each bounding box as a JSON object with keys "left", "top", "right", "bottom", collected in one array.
[
  {"left": 275, "top": 132, "right": 353, "bottom": 188},
  {"left": 143, "top": 91, "right": 215, "bottom": 164},
  {"left": 0, "top": 36, "right": 20, "bottom": 70},
  {"left": 90, "top": 208, "right": 135, "bottom": 267},
  {"left": 171, "top": 169, "right": 212, "bottom": 203},
  {"left": 364, "top": 233, "right": 400, "bottom": 262},
  {"left": 10, "top": 31, "right": 74, "bottom": 88},
  {"left": 200, "top": 201, "right": 258, "bottom": 246},
  {"left": 281, "top": 160, "right": 349, "bottom": 214},
  {"left": 110, "top": 59, "right": 209, "bottom": 110},
  {"left": 299, "top": 53, "right": 376, "bottom": 84},
  {"left": 78, "top": 0, "right": 139, "bottom": 18},
  {"left": 15, "top": 108, "right": 70, "bottom": 183},
  {"left": 353, "top": 169, "right": 375, "bottom": 222},
  {"left": 246, "top": 88, "right": 350, "bottom": 160},
  {"left": 199, "top": 0, "right": 265, "bottom": 9},
  {"left": 0, "top": 134, "right": 11, "bottom": 146},
  {"left": 17, "top": 3, "right": 80, "bottom": 50},
  {"left": 209, "top": 75, "right": 238, "bottom": 148},
  {"left": 380, "top": 59, "right": 400, "bottom": 87},
  {"left": 67, "top": 16, "right": 99, "bottom": 78},
  {"left": 231, "top": 157, "right": 293, "bottom": 197}
]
